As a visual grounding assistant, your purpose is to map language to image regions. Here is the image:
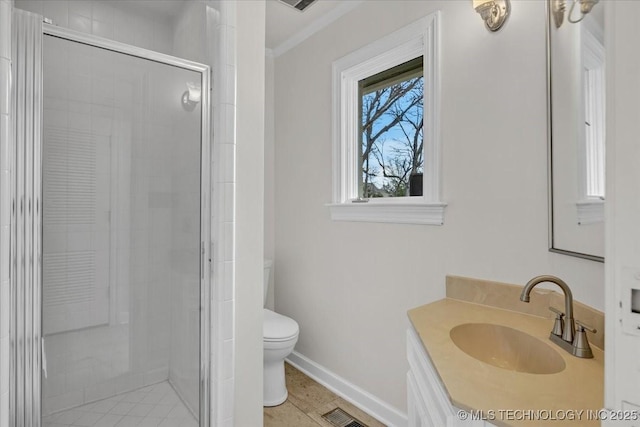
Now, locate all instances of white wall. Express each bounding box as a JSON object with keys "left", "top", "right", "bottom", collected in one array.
[
  {"left": 271, "top": 0, "right": 604, "bottom": 416},
  {"left": 235, "top": 1, "right": 266, "bottom": 425},
  {"left": 264, "top": 52, "right": 276, "bottom": 310}
]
